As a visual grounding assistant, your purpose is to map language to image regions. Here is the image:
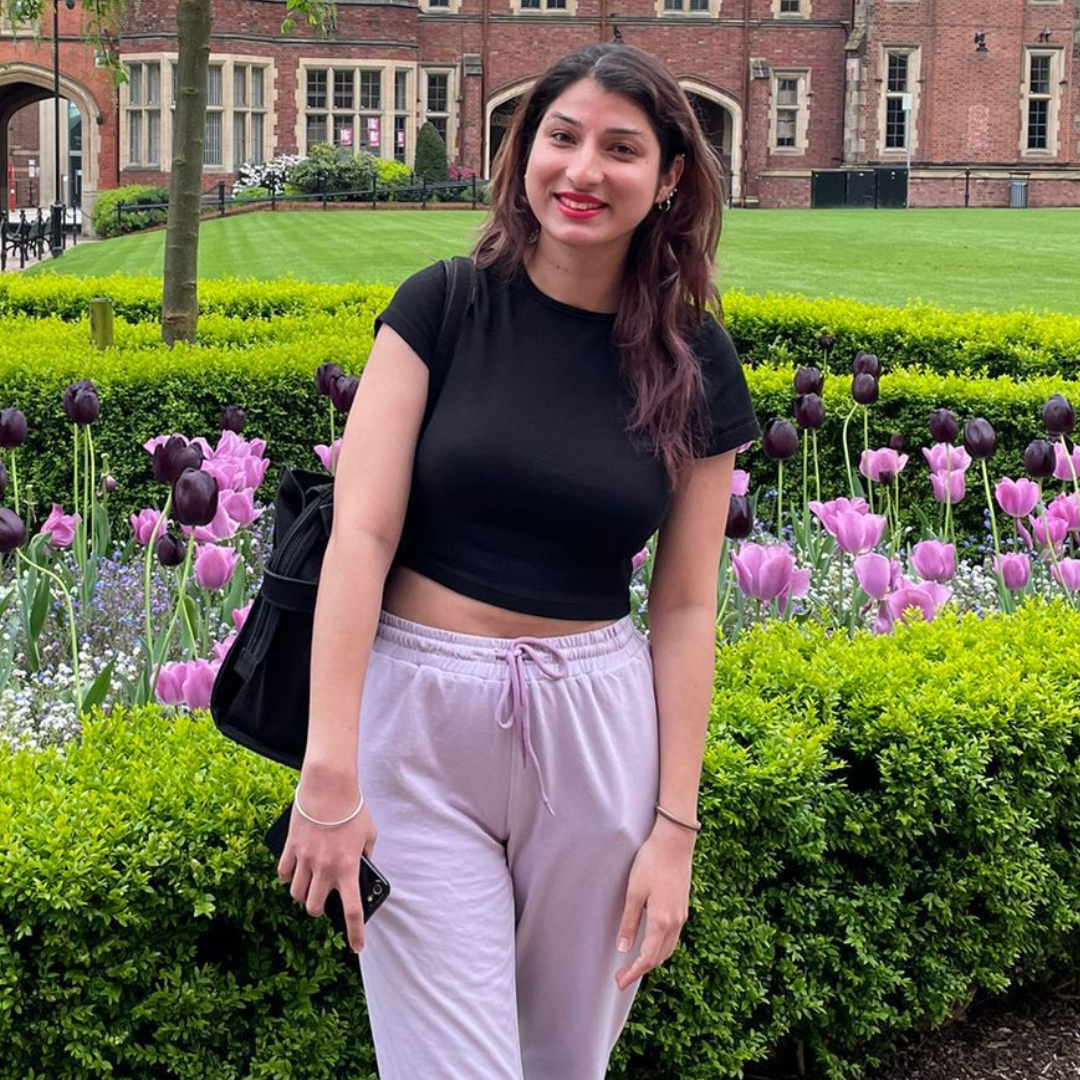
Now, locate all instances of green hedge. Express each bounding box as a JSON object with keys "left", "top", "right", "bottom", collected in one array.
[
  {"left": 5, "top": 603, "right": 1080, "bottom": 1077},
  {"left": 90, "top": 186, "right": 170, "bottom": 240},
  {"left": 724, "top": 290, "right": 1080, "bottom": 380}
]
